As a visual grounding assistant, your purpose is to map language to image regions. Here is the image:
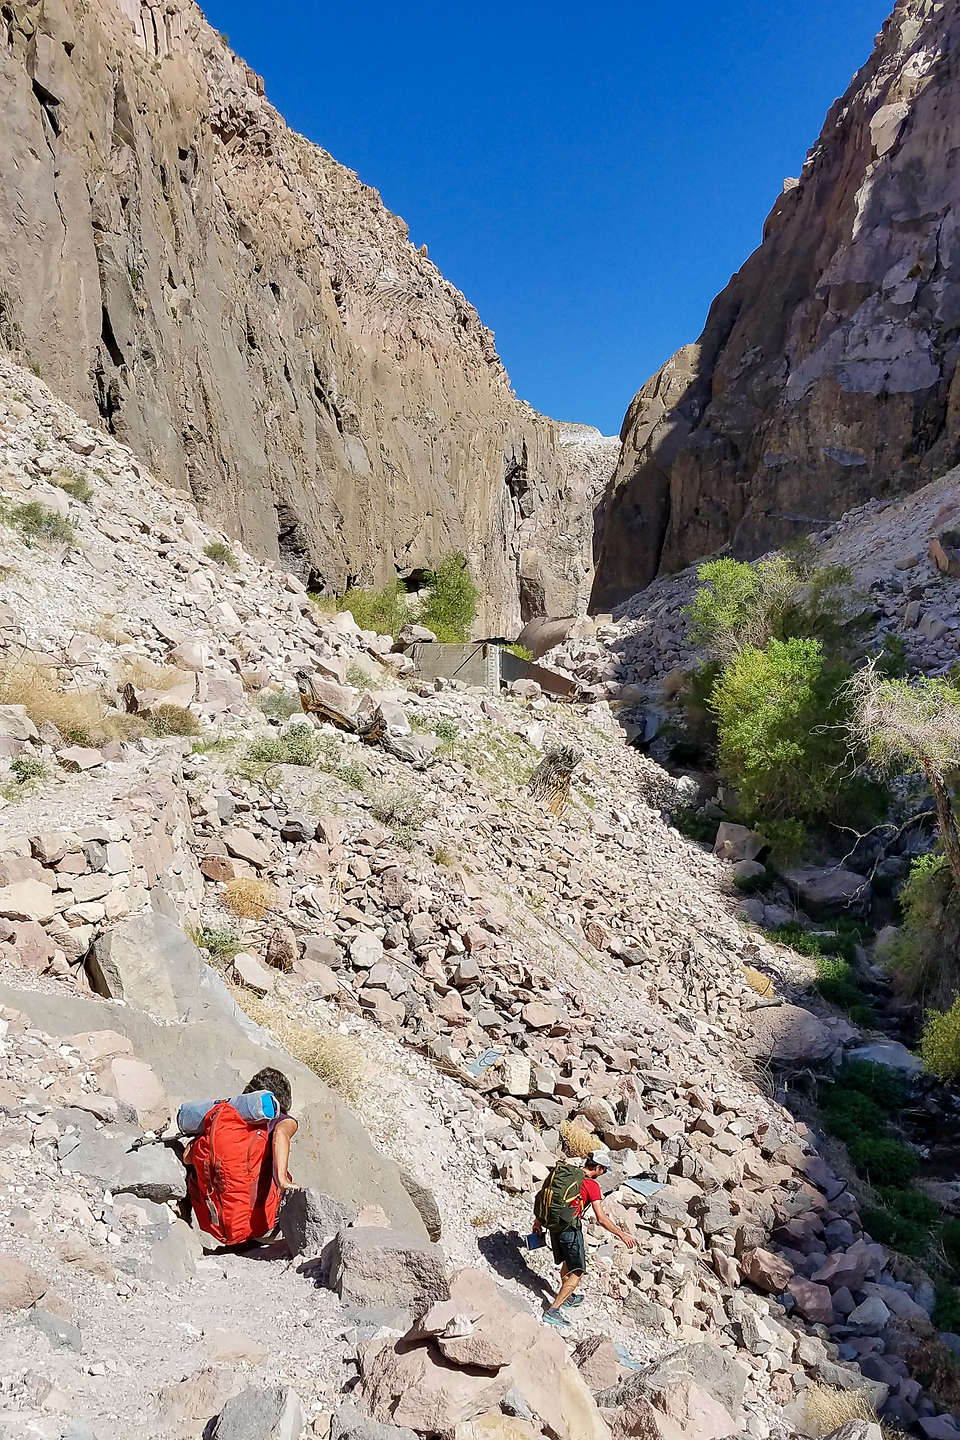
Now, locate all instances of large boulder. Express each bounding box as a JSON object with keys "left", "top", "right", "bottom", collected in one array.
[
  {"left": 210, "top": 1386, "right": 304, "bottom": 1440},
  {"left": 0, "top": 923, "right": 426, "bottom": 1234},
  {"left": 713, "top": 824, "right": 764, "bottom": 863},
  {"left": 359, "top": 1268, "right": 610, "bottom": 1440},
  {"left": 782, "top": 865, "right": 870, "bottom": 917},
  {"left": 280, "top": 1188, "right": 353, "bottom": 1258},
  {"left": 742, "top": 1003, "right": 841, "bottom": 1064},
  {"left": 330, "top": 1228, "right": 449, "bottom": 1315},
  {"left": 0, "top": 1256, "right": 47, "bottom": 1312},
  {"left": 598, "top": 1344, "right": 746, "bottom": 1429}
]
